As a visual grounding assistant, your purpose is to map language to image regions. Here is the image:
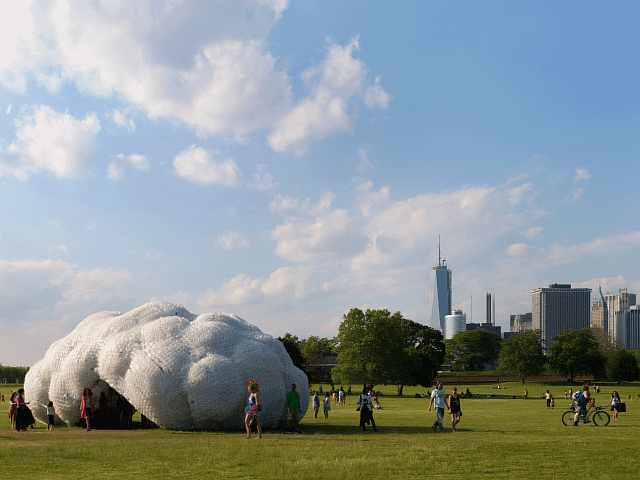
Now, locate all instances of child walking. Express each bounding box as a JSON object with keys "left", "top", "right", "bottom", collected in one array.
[
  {"left": 323, "top": 392, "right": 331, "bottom": 419},
  {"left": 41, "top": 401, "right": 55, "bottom": 431}
]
